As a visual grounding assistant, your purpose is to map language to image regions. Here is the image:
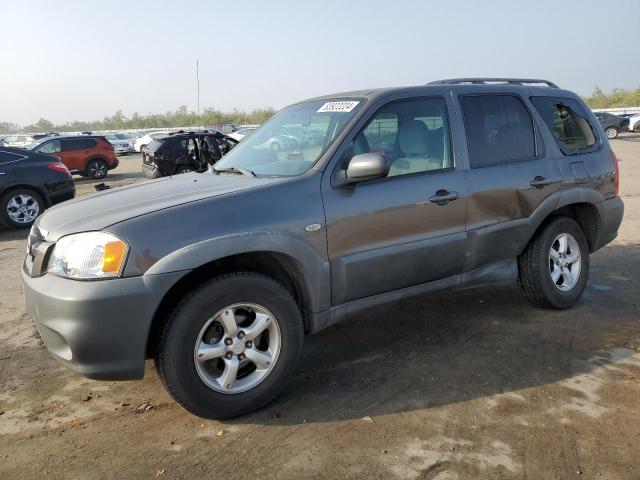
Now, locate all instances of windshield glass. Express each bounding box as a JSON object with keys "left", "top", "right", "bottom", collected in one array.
[{"left": 214, "top": 98, "right": 364, "bottom": 176}]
